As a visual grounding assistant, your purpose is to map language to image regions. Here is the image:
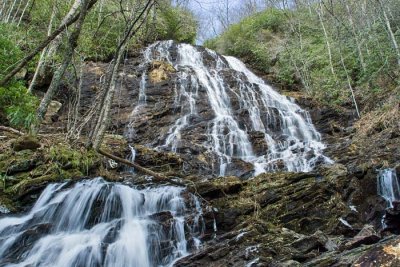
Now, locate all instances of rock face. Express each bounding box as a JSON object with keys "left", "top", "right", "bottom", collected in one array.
[
  {"left": 178, "top": 167, "right": 396, "bottom": 266},
  {"left": 76, "top": 41, "right": 330, "bottom": 178}
]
